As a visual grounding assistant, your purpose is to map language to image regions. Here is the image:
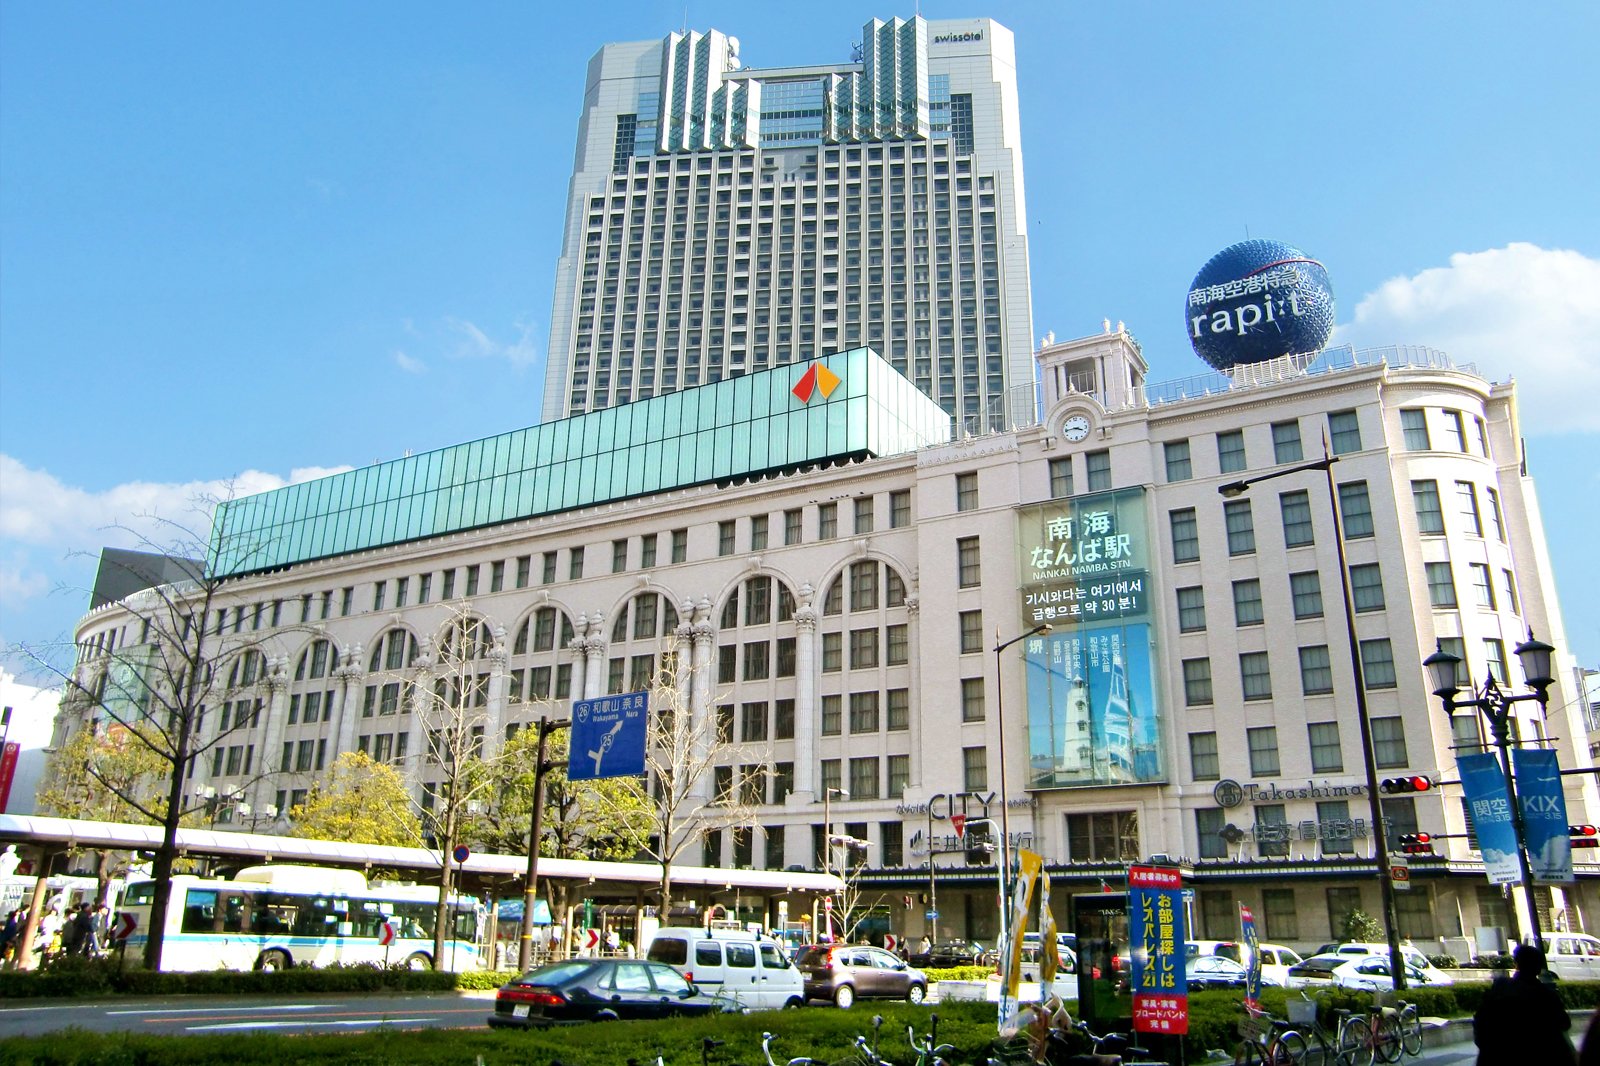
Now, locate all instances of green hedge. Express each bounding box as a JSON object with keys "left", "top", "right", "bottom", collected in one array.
[{"left": 0, "top": 955, "right": 456, "bottom": 999}]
